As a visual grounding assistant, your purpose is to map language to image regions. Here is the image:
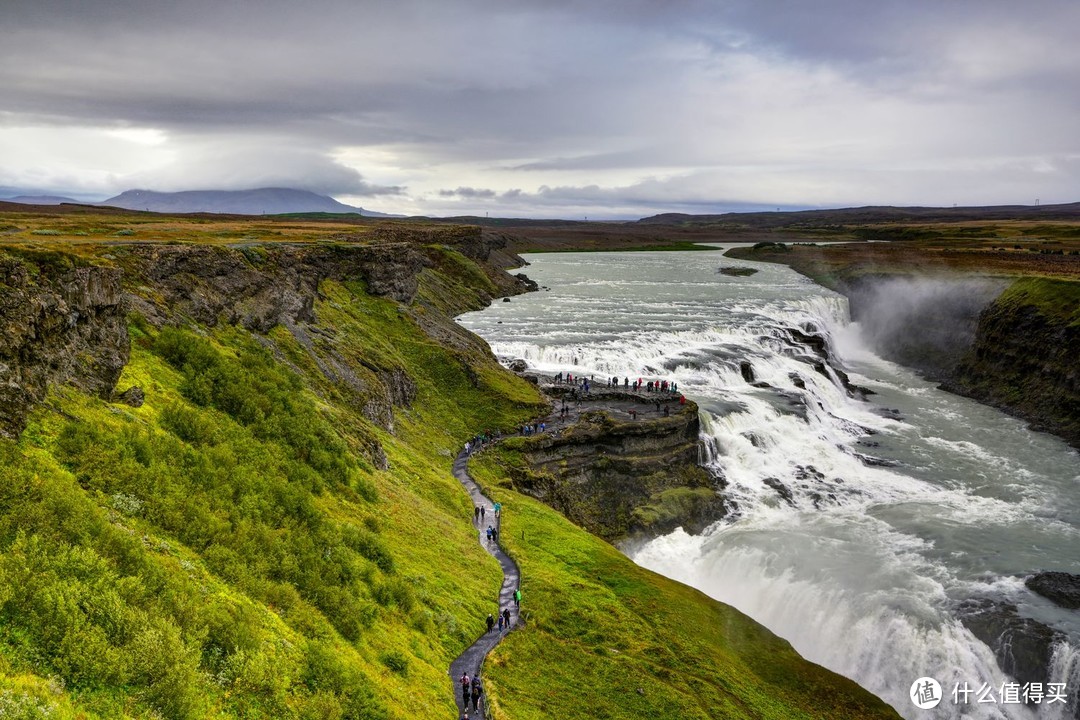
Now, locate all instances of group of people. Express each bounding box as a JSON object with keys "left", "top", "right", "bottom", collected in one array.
[
  {"left": 486, "top": 605, "right": 514, "bottom": 633},
  {"left": 459, "top": 673, "right": 484, "bottom": 716},
  {"left": 463, "top": 490, "right": 522, "bottom": 718},
  {"left": 476, "top": 500, "right": 504, "bottom": 544},
  {"left": 616, "top": 376, "right": 679, "bottom": 393},
  {"left": 519, "top": 421, "right": 546, "bottom": 435},
  {"left": 553, "top": 372, "right": 681, "bottom": 395},
  {"left": 464, "top": 430, "right": 502, "bottom": 456}
]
